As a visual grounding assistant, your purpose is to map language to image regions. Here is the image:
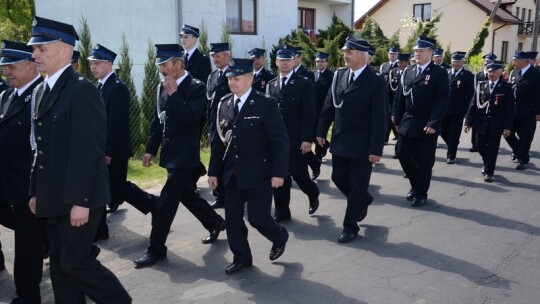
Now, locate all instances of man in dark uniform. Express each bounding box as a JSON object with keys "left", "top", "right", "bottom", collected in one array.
[
  {"left": 134, "top": 44, "right": 225, "bottom": 269},
  {"left": 441, "top": 51, "right": 474, "bottom": 164},
  {"left": 293, "top": 47, "right": 315, "bottom": 81},
  {"left": 471, "top": 53, "right": 497, "bottom": 152},
  {"left": 180, "top": 24, "right": 211, "bottom": 82},
  {"left": 70, "top": 50, "right": 80, "bottom": 71},
  {"left": 317, "top": 36, "right": 386, "bottom": 243},
  {"left": 0, "top": 40, "right": 45, "bottom": 304},
  {"left": 249, "top": 47, "right": 275, "bottom": 93},
  {"left": 379, "top": 45, "right": 399, "bottom": 77},
  {"left": 88, "top": 44, "right": 158, "bottom": 238},
  {"left": 464, "top": 61, "right": 514, "bottom": 182},
  {"left": 392, "top": 36, "right": 449, "bottom": 207},
  {"left": 0, "top": 71, "right": 9, "bottom": 272},
  {"left": 267, "top": 45, "right": 320, "bottom": 222},
  {"left": 208, "top": 58, "right": 290, "bottom": 275},
  {"left": 506, "top": 50, "right": 540, "bottom": 170},
  {"left": 180, "top": 24, "right": 211, "bottom": 184},
  {"left": 28, "top": 16, "right": 131, "bottom": 303},
  {"left": 312, "top": 52, "right": 333, "bottom": 166},
  {"left": 432, "top": 48, "right": 450, "bottom": 70},
  {"left": 387, "top": 53, "right": 410, "bottom": 157},
  {"left": 206, "top": 42, "right": 232, "bottom": 209}
]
